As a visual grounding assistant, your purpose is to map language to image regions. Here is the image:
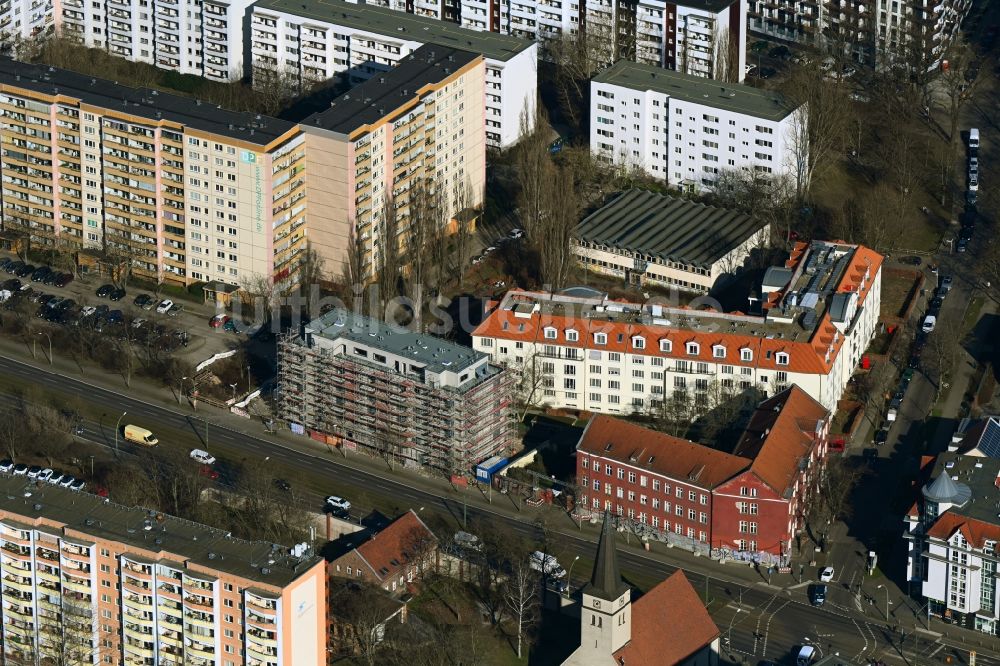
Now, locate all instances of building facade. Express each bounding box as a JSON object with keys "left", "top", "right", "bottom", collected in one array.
[
  {"left": 472, "top": 241, "right": 882, "bottom": 416},
  {"left": 249, "top": 0, "right": 537, "bottom": 149},
  {"left": 590, "top": 59, "right": 806, "bottom": 192},
  {"left": 576, "top": 386, "right": 828, "bottom": 562},
  {"left": 747, "top": 0, "right": 971, "bottom": 70},
  {"left": 905, "top": 454, "right": 1000, "bottom": 634},
  {"left": 57, "top": 0, "right": 254, "bottom": 81},
  {"left": 278, "top": 308, "right": 516, "bottom": 474},
  {"left": 298, "top": 45, "right": 486, "bottom": 280},
  {"left": 572, "top": 188, "right": 770, "bottom": 293},
  {"left": 0, "top": 475, "right": 326, "bottom": 666}
]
